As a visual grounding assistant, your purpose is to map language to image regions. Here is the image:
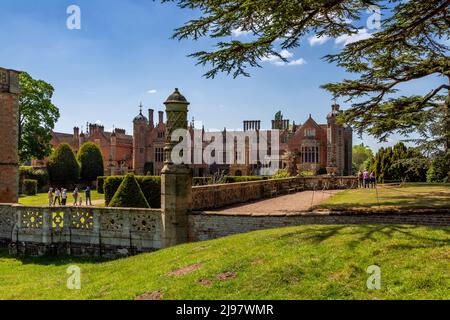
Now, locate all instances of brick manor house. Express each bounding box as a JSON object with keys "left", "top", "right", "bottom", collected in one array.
[{"left": 33, "top": 92, "right": 352, "bottom": 176}]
